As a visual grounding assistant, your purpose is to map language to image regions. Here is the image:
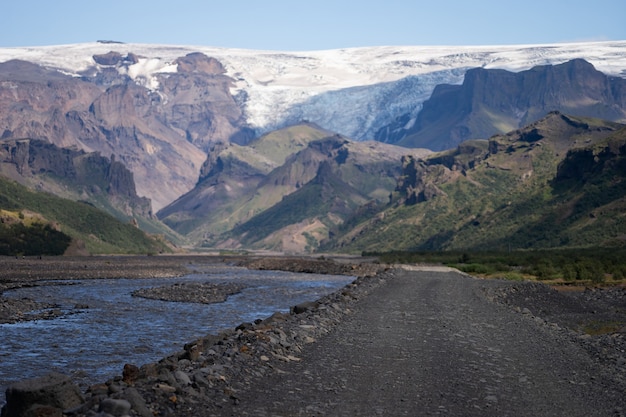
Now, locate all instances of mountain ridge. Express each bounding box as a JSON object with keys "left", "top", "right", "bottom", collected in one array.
[
  {"left": 2, "top": 41, "right": 624, "bottom": 142},
  {"left": 1, "top": 43, "right": 625, "bottom": 212},
  {"left": 388, "top": 59, "right": 626, "bottom": 150},
  {"left": 1, "top": 43, "right": 626, "bottom": 253}
]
